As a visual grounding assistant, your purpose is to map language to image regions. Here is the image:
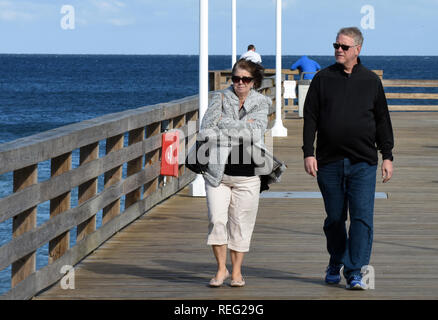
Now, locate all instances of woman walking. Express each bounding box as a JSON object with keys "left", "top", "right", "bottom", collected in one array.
[{"left": 198, "top": 58, "right": 283, "bottom": 287}]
